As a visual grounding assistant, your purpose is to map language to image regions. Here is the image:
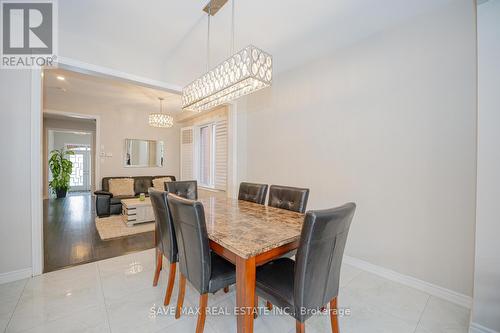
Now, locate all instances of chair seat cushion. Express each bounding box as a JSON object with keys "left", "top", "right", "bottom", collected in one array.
[
  {"left": 256, "top": 258, "right": 295, "bottom": 309},
  {"left": 208, "top": 252, "right": 236, "bottom": 293}
]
